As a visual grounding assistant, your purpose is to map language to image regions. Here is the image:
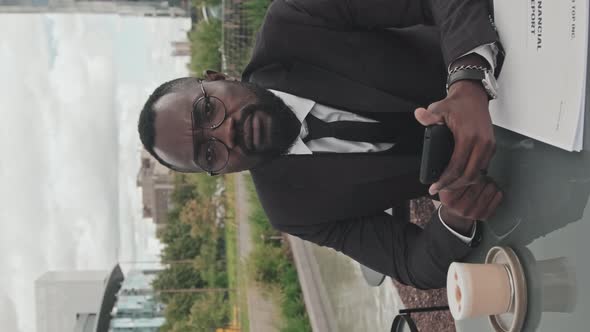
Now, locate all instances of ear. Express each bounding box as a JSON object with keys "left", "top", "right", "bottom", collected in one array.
[{"left": 204, "top": 70, "right": 239, "bottom": 82}]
